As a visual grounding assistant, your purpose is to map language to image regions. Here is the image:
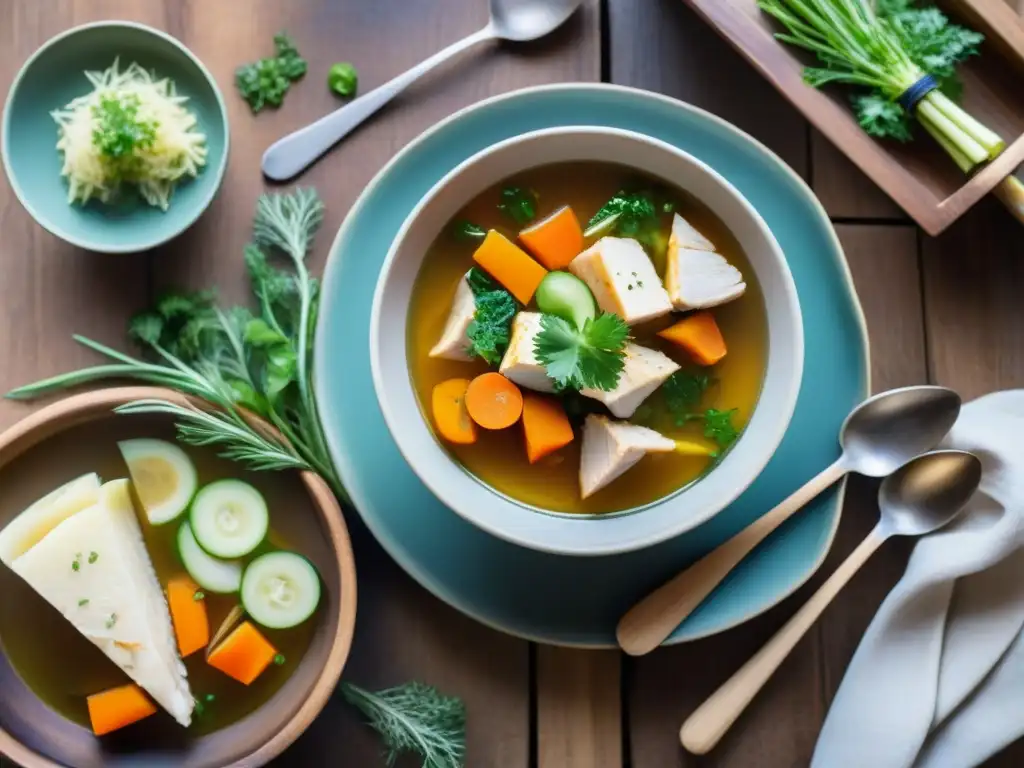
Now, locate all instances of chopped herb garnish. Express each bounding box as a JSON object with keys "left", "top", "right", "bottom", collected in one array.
[
  {"left": 193, "top": 699, "right": 205, "bottom": 717},
  {"left": 585, "top": 191, "right": 657, "bottom": 238},
  {"left": 78, "top": 598, "right": 90, "bottom": 607},
  {"left": 534, "top": 312, "right": 629, "bottom": 392},
  {"left": 497, "top": 187, "right": 537, "bottom": 224},
  {"left": 88, "top": 551, "right": 98, "bottom": 564},
  {"left": 663, "top": 371, "right": 713, "bottom": 424},
  {"left": 193, "top": 590, "right": 205, "bottom": 601},
  {"left": 91, "top": 94, "right": 157, "bottom": 163},
  {"left": 106, "top": 613, "right": 118, "bottom": 629},
  {"left": 274, "top": 653, "right": 287, "bottom": 665},
  {"left": 205, "top": 693, "right": 216, "bottom": 702},
  {"left": 327, "top": 62, "right": 358, "bottom": 98},
  {"left": 71, "top": 559, "right": 81, "bottom": 572},
  {"left": 235, "top": 32, "right": 308, "bottom": 112},
  {"left": 465, "top": 268, "right": 518, "bottom": 365},
  {"left": 703, "top": 408, "right": 739, "bottom": 449},
  {"left": 451, "top": 220, "right": 487, "bottom": 242}
]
